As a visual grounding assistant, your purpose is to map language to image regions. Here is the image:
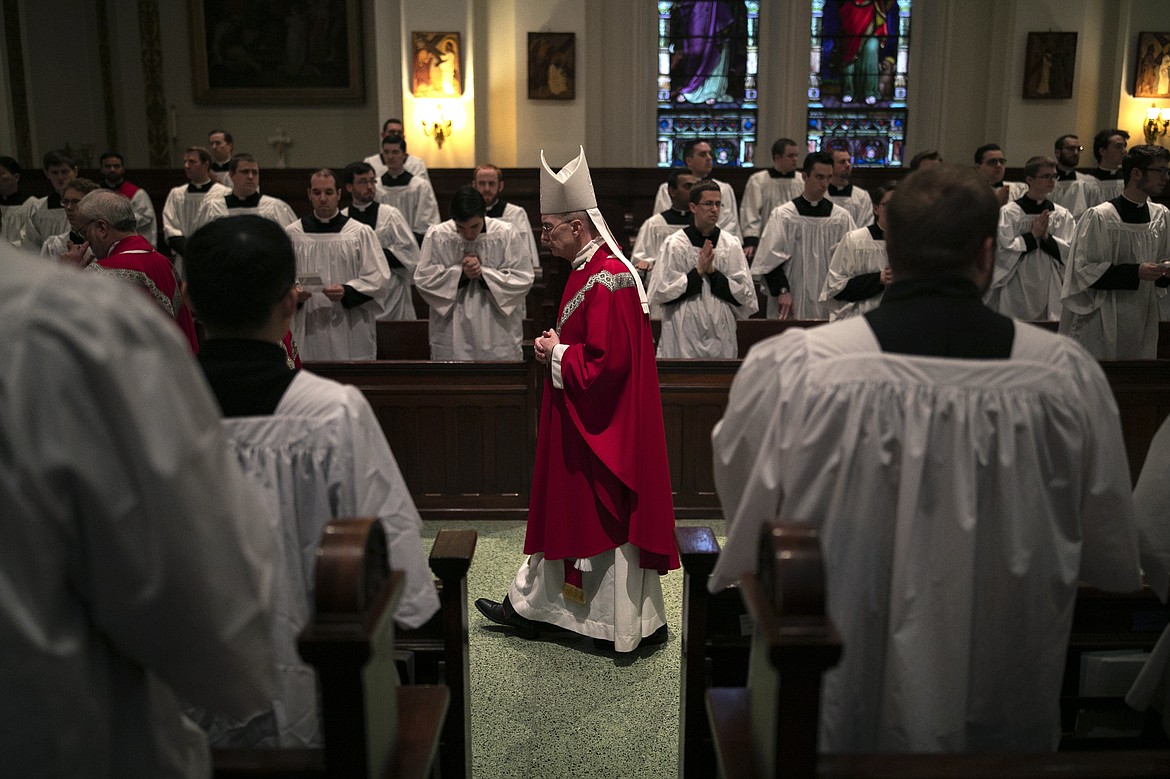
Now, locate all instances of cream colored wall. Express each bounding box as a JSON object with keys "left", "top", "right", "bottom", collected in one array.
[{"left": 7, "top": 0, "right": 1170, "bottom": 170}]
